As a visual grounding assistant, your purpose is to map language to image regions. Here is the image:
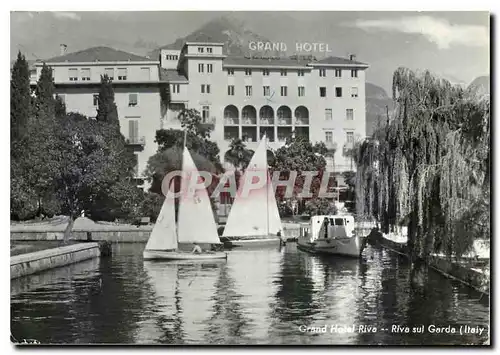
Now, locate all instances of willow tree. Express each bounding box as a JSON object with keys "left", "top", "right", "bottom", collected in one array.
[{"left": 356, "top": 68, "right": 490, "bottom": 261}]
